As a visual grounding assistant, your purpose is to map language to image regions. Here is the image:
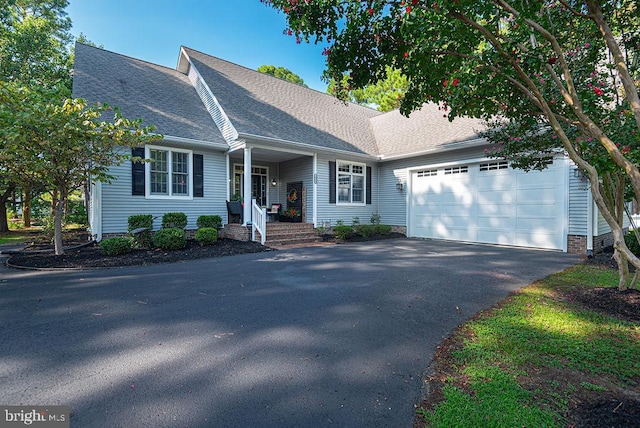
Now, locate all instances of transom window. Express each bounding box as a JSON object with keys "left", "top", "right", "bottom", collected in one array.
[
  {"left": 416, "top": 169, "right": 438, "bottom": 177},
  {"left": 479, "top": 161, "right": 509, "bottom": 171},
  {"left": 147, "top": 146, "right": 192, "bottom": 198},
  {"left": 444, "top": 165, "right": 469, "bottom": 175},
  {"left": 337, "top": 161, "right": 365, "bottom": 204}
]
